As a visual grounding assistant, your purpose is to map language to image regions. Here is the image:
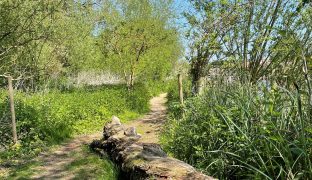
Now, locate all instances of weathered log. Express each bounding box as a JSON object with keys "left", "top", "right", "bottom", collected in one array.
[{"left": 91, "top": 118, "right": 216, "bottom": 180}]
